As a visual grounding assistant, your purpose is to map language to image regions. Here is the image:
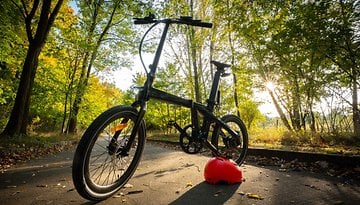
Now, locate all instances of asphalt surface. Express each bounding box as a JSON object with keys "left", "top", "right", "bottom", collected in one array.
[{"left": 0, "top": 142, "right": 359, "bottom": 205}]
